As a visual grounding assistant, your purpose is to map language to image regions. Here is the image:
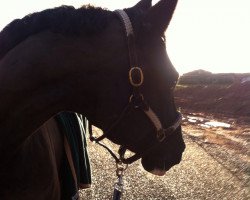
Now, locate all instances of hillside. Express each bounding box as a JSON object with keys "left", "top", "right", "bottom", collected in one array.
[{"left": 175, "top": 71, "right": 250, "bottom": 117}]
